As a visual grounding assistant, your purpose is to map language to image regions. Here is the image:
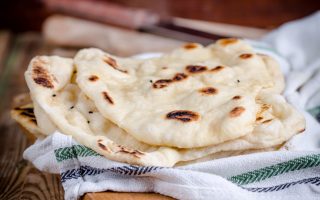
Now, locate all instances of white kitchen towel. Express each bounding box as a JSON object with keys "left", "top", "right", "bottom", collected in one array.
[
  {"left": 23, "top": 11, "right": 320, "bottom": 200},
  {"left": 24, "top": 132, "right": 320, "bottom": 200}
]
